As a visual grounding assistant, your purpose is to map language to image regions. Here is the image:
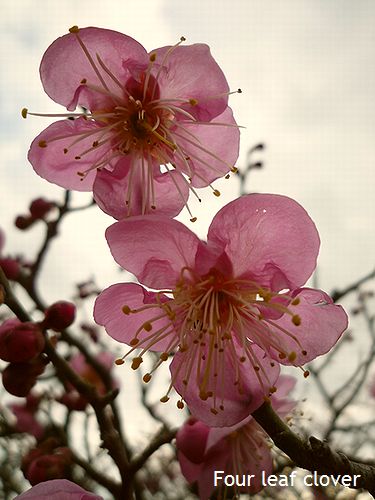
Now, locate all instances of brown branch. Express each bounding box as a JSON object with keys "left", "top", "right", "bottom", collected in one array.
[{"left": 252, "top": 401, "right": 375, "bottom": 495}]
